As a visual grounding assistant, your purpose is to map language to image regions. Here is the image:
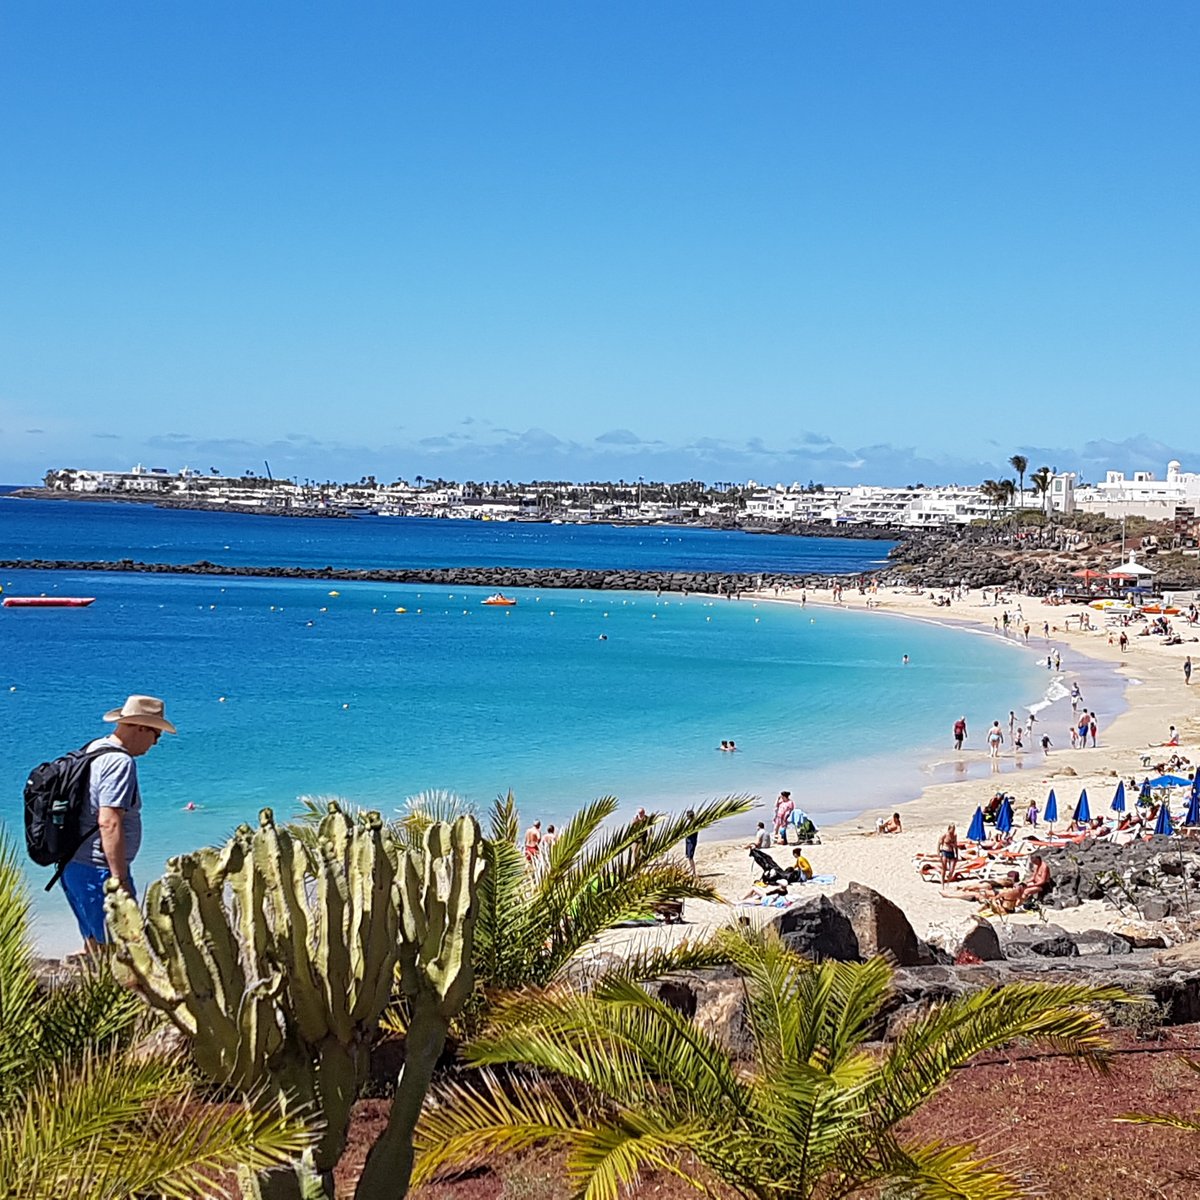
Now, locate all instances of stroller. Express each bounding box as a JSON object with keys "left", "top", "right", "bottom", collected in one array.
[
  {"left": 791, "top": 808, "right": 822, "bottom": 845},
  {"left": 749, "top": 846, "right": 788, "bottom": 885}
]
